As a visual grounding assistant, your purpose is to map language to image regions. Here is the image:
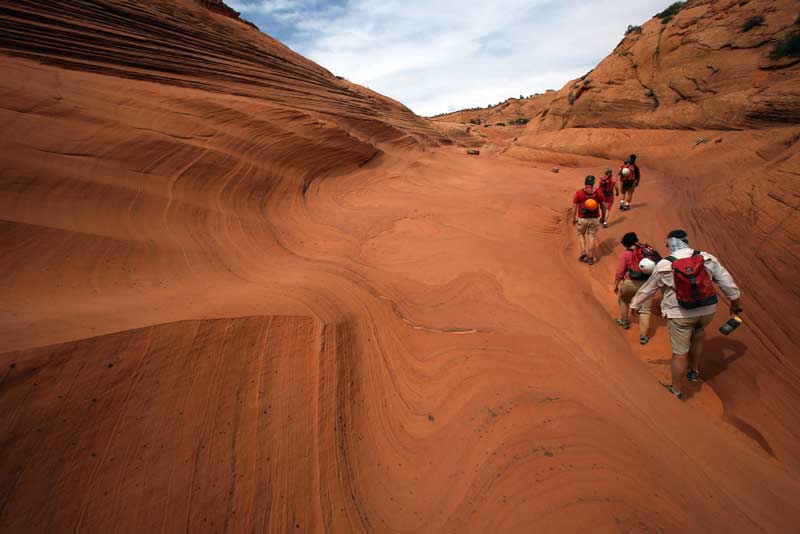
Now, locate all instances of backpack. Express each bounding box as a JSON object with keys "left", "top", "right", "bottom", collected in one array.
[
  {"left": 666, "top": 251, "right": 718, "bottom": 309},
  {"left": 600, "top": 176, "right": 615, "bottom": 197},
  {"left": 620, "top": 163, "right": 636, "bottom": 184},
  {"left": 628, "top": 243, "right": 662, "bottom": 280},
  {"left": 579, "top": 187, "right": 602, "bottom": 218}
]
